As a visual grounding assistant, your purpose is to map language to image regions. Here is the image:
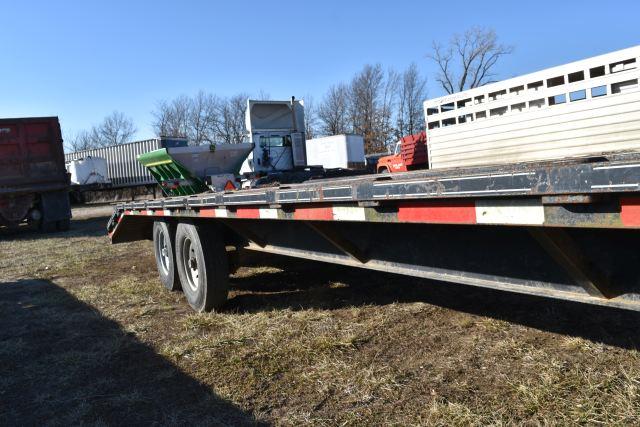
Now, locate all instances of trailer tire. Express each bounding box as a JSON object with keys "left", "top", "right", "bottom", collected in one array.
[
  {"left": 153, "top": 221, "right": 180, "bottom": 292},
  {"left": 175, "top": 222, "right": 228, "bottom": 312}
]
